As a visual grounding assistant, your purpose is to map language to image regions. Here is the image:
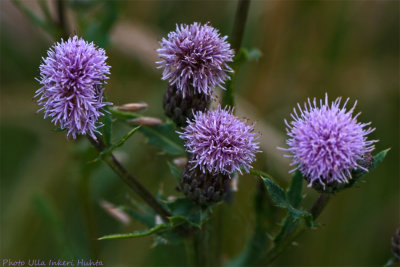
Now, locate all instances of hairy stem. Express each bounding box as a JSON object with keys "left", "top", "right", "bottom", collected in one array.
[
  {"left": 262, "top": 193, "right": 331, "bottom": 264},
  {"left": 222, "top": 0, "right": 251, "bottom": 107},
  {"left": 86, "top": 135, "right": 171, "bottom": 221}
]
